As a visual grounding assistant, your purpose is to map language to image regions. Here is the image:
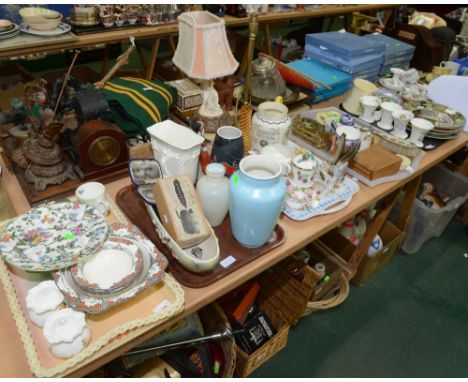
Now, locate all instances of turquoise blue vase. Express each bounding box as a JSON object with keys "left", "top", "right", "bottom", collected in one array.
[{"left": 229, "top": 155, "right": 286, "bottom": 248}]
